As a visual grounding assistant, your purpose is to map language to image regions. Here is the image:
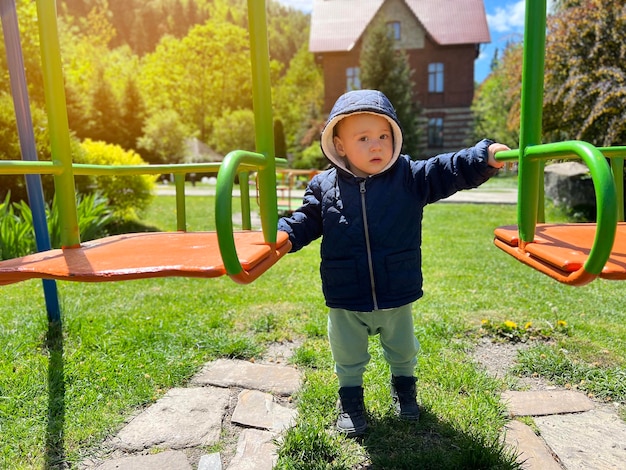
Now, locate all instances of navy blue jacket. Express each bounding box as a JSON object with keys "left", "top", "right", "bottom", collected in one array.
[{"left": 278, "top": 138, "right": 498, "bottom": 312}]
